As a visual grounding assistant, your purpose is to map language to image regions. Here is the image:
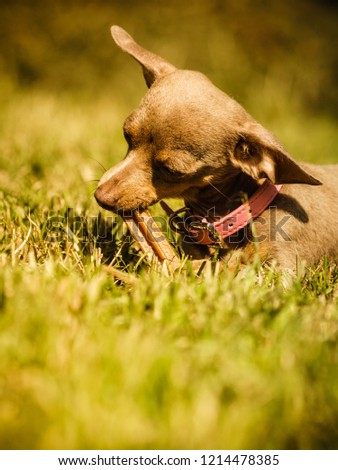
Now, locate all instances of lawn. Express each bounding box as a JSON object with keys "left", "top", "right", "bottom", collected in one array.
[{"left": 0, "top": 0, "right": 337, "bottom": 450}]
